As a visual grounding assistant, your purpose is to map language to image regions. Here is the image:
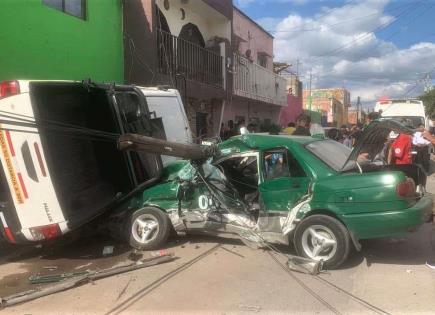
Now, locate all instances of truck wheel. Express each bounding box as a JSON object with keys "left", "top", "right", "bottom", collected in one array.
[
  {"left": 293, "top": 214, "right": 350, "bottom": 269},
  {"left": 126, "top": 207, "right": 171, "bottom": 250}
]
